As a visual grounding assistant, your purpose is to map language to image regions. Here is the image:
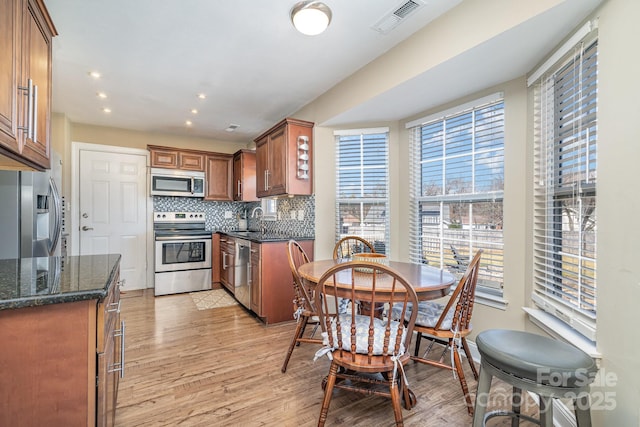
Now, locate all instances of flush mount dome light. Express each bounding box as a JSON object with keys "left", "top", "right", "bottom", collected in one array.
[{"left": 290, "top": 1, "right": 332, "bottom": 36}]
